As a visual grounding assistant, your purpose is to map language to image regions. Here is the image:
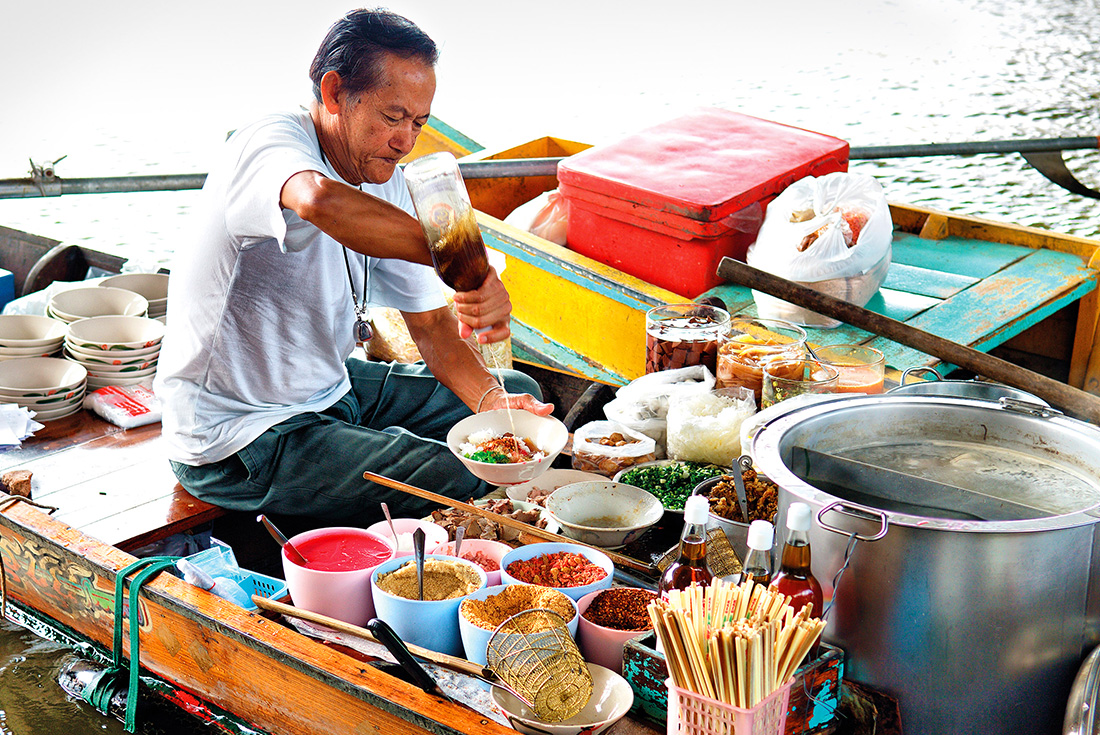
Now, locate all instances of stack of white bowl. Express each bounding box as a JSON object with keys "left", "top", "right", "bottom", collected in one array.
[
  {"left": 100, "top": 273, "right": 169, "bottom": 323},
  {"left": 0, "top": 356, "right": 87, "bottom": 421},
  {"left": 0, "top": 314, "right": 67, "bottom": 361},
  {"left": 63, "top": 315, "right": 165, "bottom": 391},
  {"left": 47, "top": 286, "right": 148, "bottom": 324}
]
